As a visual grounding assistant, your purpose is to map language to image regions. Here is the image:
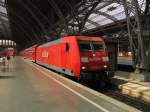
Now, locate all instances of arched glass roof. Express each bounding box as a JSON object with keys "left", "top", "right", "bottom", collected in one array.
[
  {"left": 84, "top": 0, "right": 146, "bottom": 30},
  {"left": 0, "top": 0, "right": 10, "bottom": 38}
]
